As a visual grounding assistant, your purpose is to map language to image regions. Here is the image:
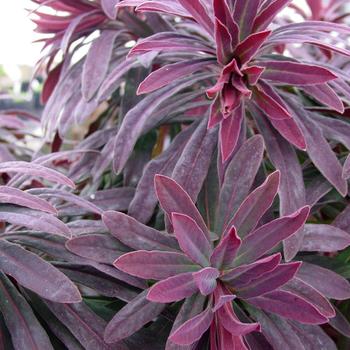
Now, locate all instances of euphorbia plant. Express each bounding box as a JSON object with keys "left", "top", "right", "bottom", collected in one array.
[{"left": 0, "top": 0, "right": 347, "bottom": 348}]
